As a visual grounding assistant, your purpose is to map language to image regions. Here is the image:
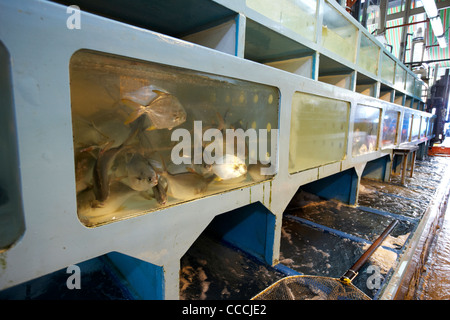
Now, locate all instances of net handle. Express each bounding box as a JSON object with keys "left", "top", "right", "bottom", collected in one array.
[{"left": 340, "top": 219, "right": 399, "bottom": 283}]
